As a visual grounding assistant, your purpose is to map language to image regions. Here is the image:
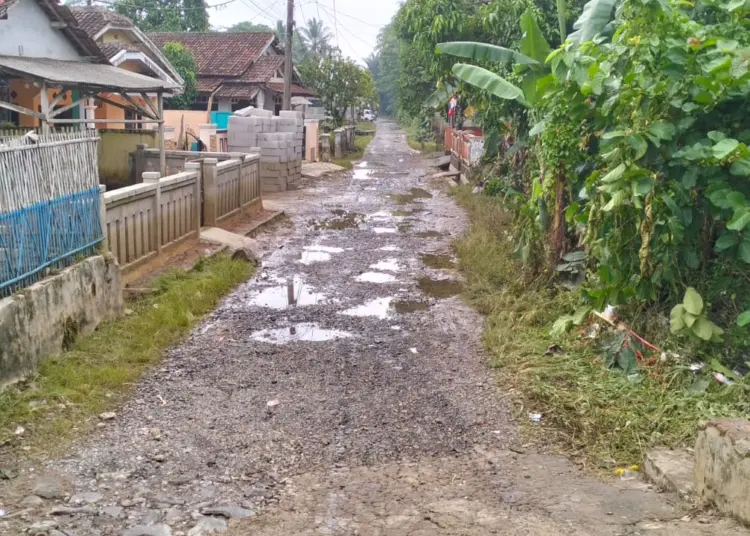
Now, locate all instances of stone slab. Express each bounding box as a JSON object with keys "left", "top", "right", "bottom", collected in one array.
[
  {"left": 301, "top": 162, "right": 346, "bottom": 179},
  {"left": 199, "top": 227, "right": 260, "bottom": 262},
  {"left": 643, "top": 448, "right": 694, "bottom": 498}
]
